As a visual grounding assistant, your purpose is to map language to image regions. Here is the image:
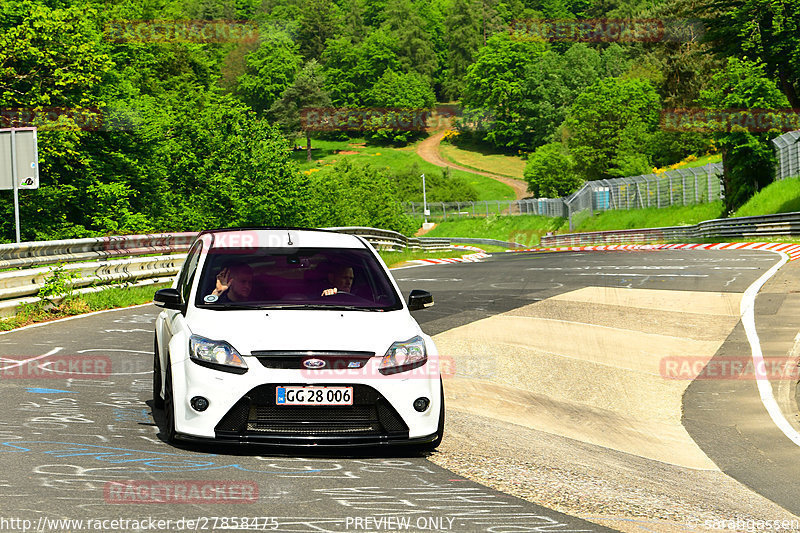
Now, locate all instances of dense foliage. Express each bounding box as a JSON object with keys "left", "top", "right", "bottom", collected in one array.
[{"left": 1, "top": 0, "right": 798, "bottom": 242}]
